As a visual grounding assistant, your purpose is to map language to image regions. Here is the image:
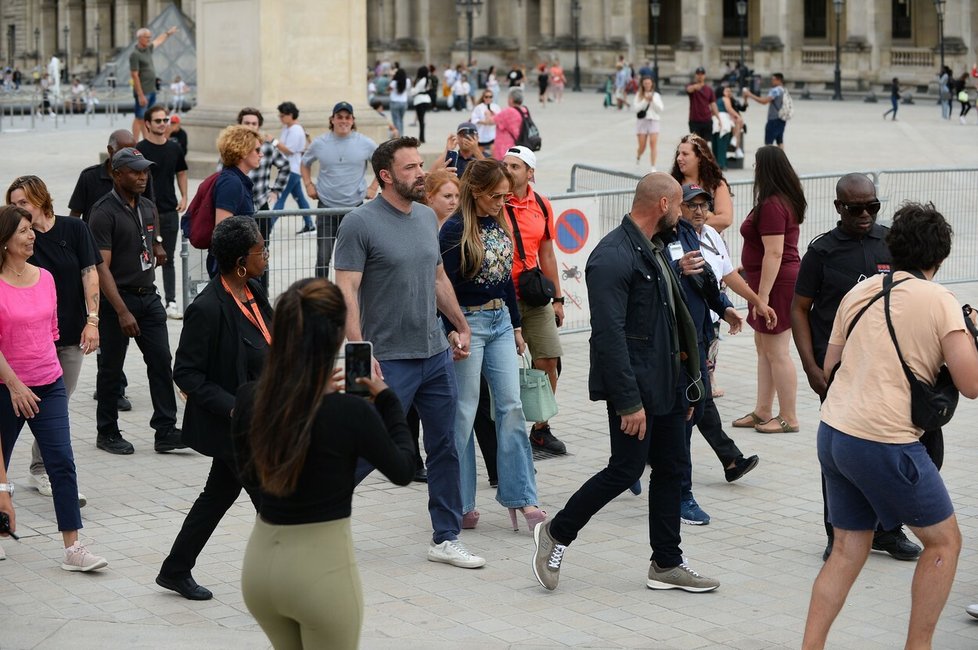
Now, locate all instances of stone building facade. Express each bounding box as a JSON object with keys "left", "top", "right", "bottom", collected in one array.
[{"left": 1, "top": 1, "right": 974, "bottom": 90}]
